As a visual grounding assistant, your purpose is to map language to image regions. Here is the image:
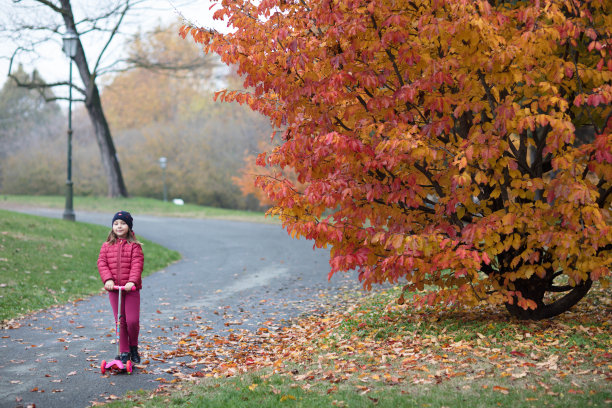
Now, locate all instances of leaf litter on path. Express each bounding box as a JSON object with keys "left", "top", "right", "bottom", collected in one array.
[{"left": 134, "top": 285, "right": 611, "bottom": 403}]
